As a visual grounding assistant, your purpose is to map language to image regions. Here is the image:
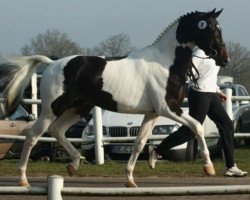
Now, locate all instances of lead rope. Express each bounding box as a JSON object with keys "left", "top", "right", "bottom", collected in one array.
[{"left": 186, "top": 62, "right": 199, "bottom": 88}]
